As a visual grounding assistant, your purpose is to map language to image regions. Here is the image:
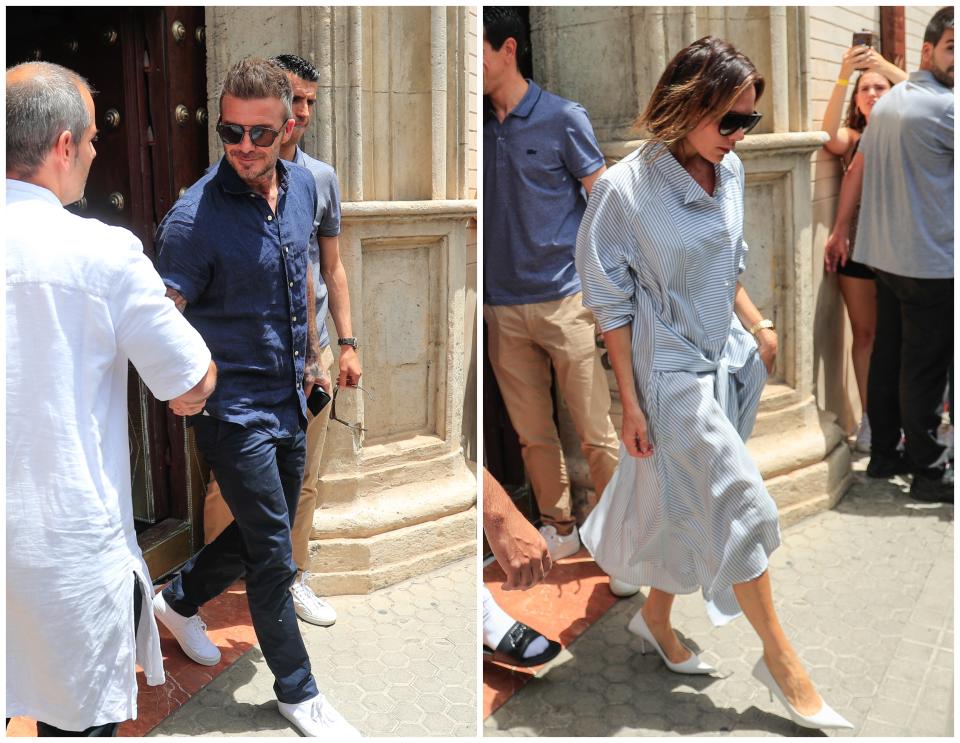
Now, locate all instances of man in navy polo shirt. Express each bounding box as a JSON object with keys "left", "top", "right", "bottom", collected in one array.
[
  {"left": 483, "top": 8, "right": 628, "bottom": 593},
  {"left": 153, "top": 57, "right": 358, "bottom": 737}
]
